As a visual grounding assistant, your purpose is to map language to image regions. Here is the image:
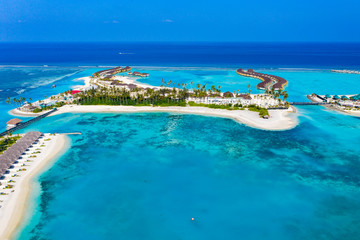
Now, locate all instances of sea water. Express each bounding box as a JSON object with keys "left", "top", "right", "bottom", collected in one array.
[
  {"left": 14, "top": 109, "right": 360, "bottom": 240},
  {"left": 0, "top": 42, "right": 359, "bottom": 239}
]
